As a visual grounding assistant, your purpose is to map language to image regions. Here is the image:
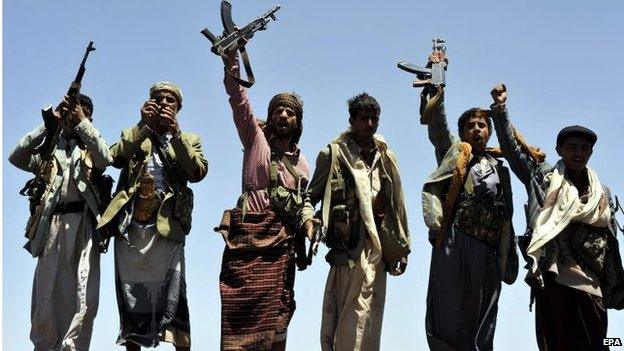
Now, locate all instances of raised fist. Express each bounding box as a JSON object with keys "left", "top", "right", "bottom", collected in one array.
[{"left": 490, "top": 83, "right": 507, "bottom": 105}]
